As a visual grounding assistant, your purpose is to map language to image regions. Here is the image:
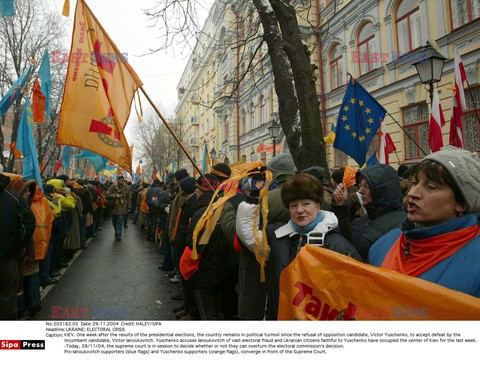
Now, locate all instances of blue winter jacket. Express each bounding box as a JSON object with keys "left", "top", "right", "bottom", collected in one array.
[{"left": 369, "top": 213, "right": 480, "bottom": 298}]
